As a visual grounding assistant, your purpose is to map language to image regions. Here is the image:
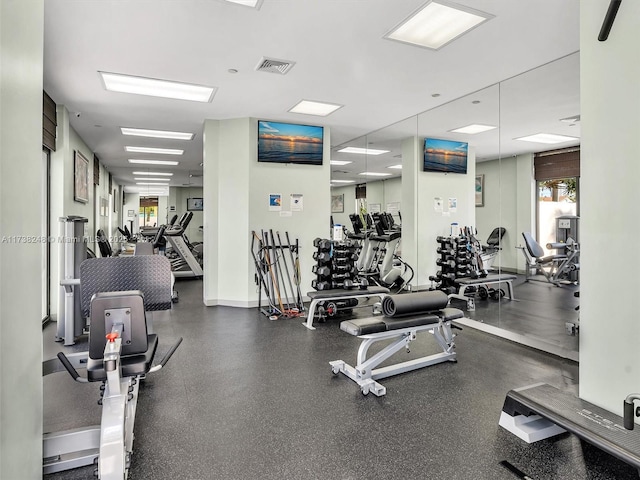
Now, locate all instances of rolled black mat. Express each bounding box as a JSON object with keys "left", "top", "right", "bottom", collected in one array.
[{"left": 382, "top": 290, "right": 449, "bottom": 317}]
